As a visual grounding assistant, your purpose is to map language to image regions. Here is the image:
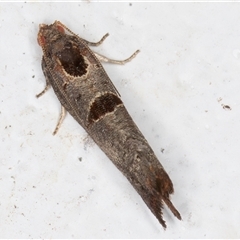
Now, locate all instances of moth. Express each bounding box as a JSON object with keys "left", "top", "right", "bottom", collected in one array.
[{"left": 37, "top": 21, "right": 181, "bottom": 229}]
